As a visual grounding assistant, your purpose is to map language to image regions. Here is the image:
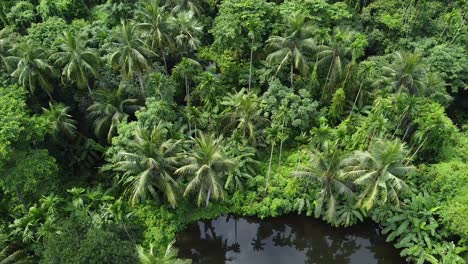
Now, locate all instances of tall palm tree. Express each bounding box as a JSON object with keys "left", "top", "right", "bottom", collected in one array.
[
  {"left": 87, "top": 87, "right": 140, "bottom": 143},
  {"left": 221, "top": 89, "right": 267, "bottom": 146},
  {"left": 168, "top": 11, "right": 203, "bottom": 53},
  {"left": 317, "top": 27, "right": 354, "bottom": 98},
  {"left": 110, "top": 20, "right": 156, "bottom": 96},
  {"left": 382, "top": 51, "right": 426, "bottom": 96},
  {"left": 50, "top": 31, "right": 100, "bottom": 94},
  {"left": 266, "top": 12, "right": 316, "bottom": 86},
  {"left": 137, "top": 240, "right": 190, "bottom": 264},
  {"left": 6, "top": 43, "right": 56, "bottom": 98},
  {"left": 169, "top": 0, "right": 202, "bottom": 15},
  {"left": 176, "top": 132, "right": 235, "bottom": 207},
  {"left": 295, "top": 142, "right": 352, "bottom": 223},
  {"left": 0, "top": 27, "right": 12, "bottom": 69},
  {"left": 0, "top": 231, "right": 29, "bottom": 264},
  {"left": 42, "top": 102, "right": 77, "bottom": 137},
  {"left": 137, "top": 0, "right": 173, "bottom": 73},
  {"left": 342, "top": 138, "right": 414, "bottom": 210},
  {"left": 114, "top": 124, "right": 182, "bottom": 207}
]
